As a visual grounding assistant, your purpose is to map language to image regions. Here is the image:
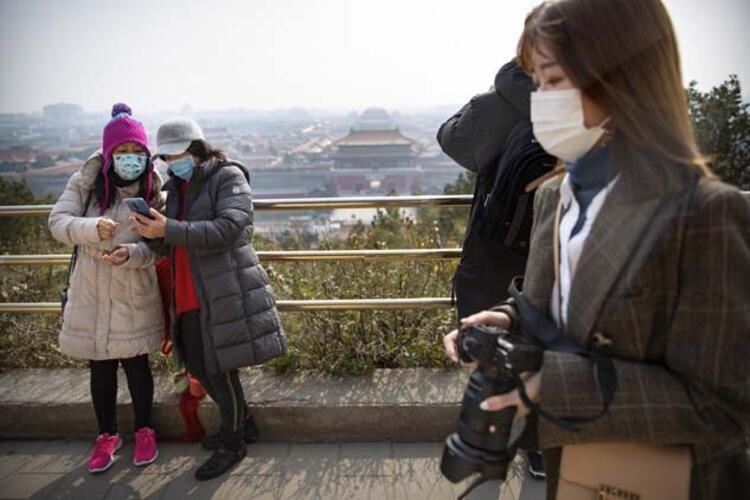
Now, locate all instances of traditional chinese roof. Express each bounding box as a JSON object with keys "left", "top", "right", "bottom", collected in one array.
[
  {"left": 356, "top": 107, "right": 394, "bottom": 130},
  {"left": 333, "top": 129, "right": 415, "bottom": 147}
]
